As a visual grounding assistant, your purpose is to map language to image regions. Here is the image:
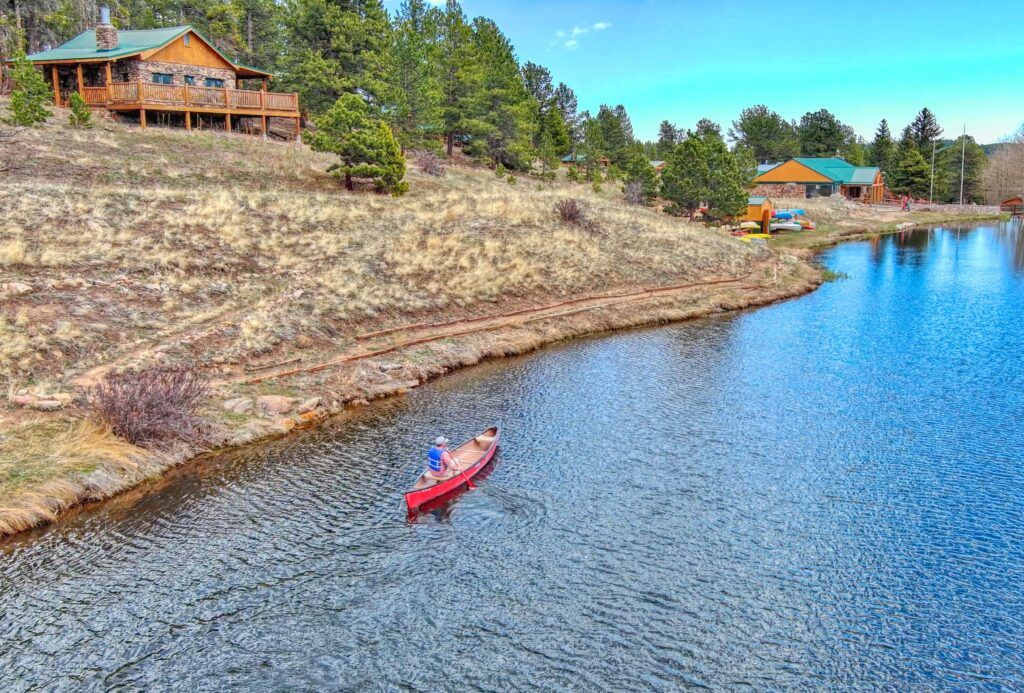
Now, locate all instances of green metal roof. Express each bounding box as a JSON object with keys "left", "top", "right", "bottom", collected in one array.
[
  {"left": 26, "top": 26, "right": 189, "bottom": 62},
  {"left": 24, "top": 25, "right": 274, "bottom": 76},
  {"left": 793, "top": 157, "right": 879, "bottom": 185}
]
